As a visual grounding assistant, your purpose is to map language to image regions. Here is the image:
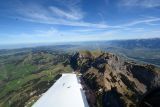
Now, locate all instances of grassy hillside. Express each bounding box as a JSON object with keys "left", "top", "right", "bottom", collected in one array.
[{"left": 0, "top": 49, "right": 73, "bottom": 107}]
